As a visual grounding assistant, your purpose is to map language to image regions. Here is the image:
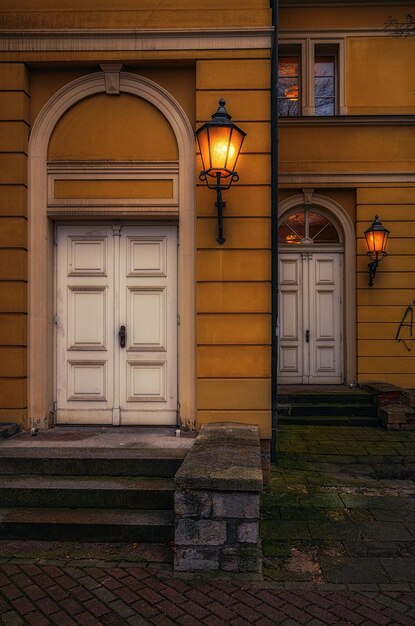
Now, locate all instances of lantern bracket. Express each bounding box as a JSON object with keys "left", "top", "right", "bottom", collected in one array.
[
  {"left": 368, "top": 255, "right": 380, "bottom": 288},
  {"left": 199, "top": 170, "right": 239, "bottom": 244}
]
